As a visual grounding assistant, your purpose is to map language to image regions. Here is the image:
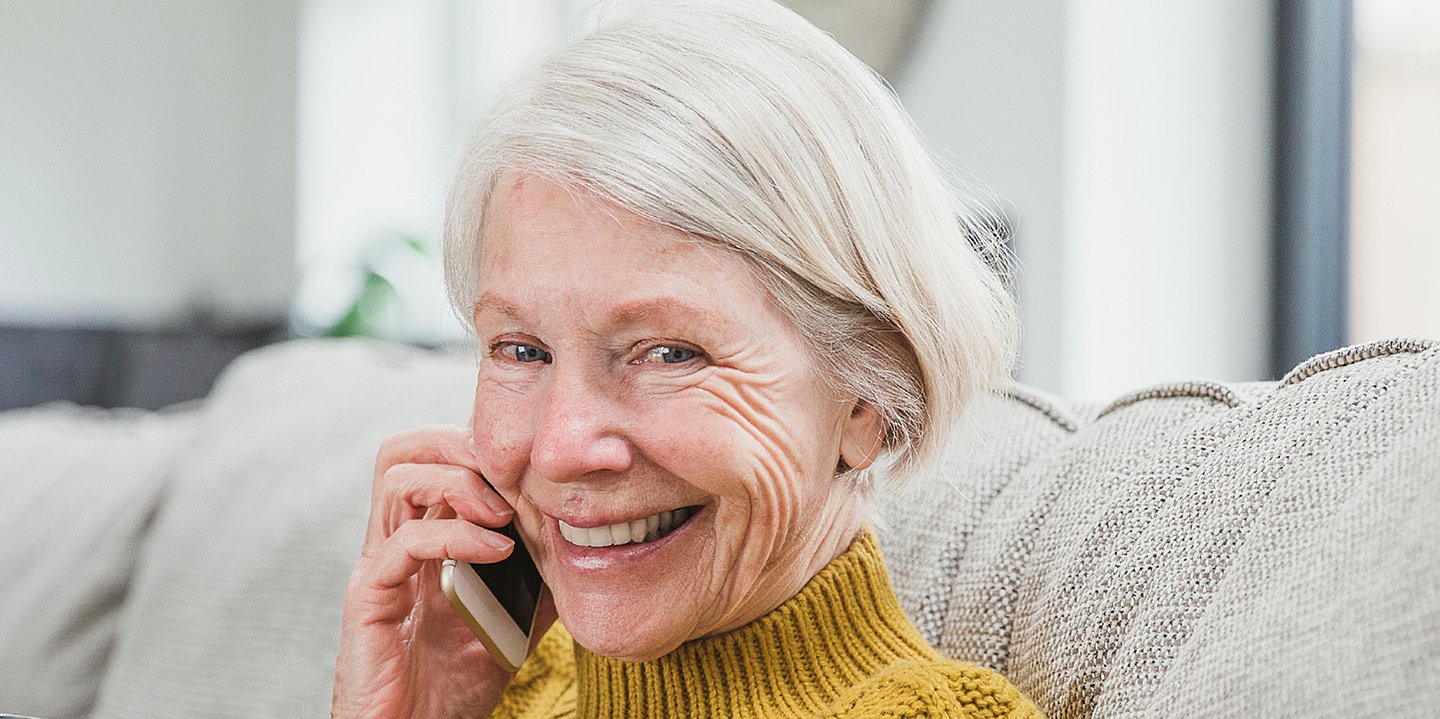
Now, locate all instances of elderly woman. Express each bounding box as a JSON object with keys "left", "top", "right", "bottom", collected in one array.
[{"left": 333, "top": 0, "right": 1039, "bottom": 716}]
